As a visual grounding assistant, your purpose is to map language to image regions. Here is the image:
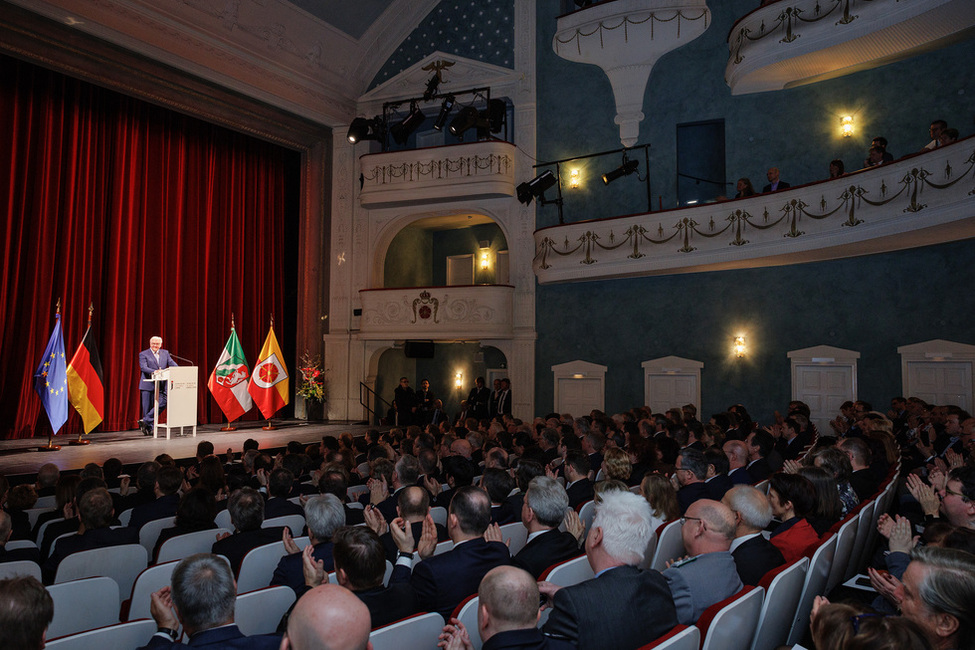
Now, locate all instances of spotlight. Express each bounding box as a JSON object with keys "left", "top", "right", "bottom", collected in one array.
[
  {"left": 433, "top": 94, "right": 455, "bottom": 131},
  {"left": 448, "top": 105, "right": 479, "bottom": 138},
  {"left": 480, "top": 99, "right": 506, "bottom": 135},
  {"left": 390, "top": 101, "right": 426, "bottom": 145},
  {"left": 422, "top": 75, "right": 440, "bottom": 101},
  {"left": 602, "top": 158, "right": 639, "bottom": 185},
  {"left": 347, "top": 117, "right": 383, "bottom": 144},
  {"left": 517, "top": 170, "right": 557, "bottom": 205}
]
